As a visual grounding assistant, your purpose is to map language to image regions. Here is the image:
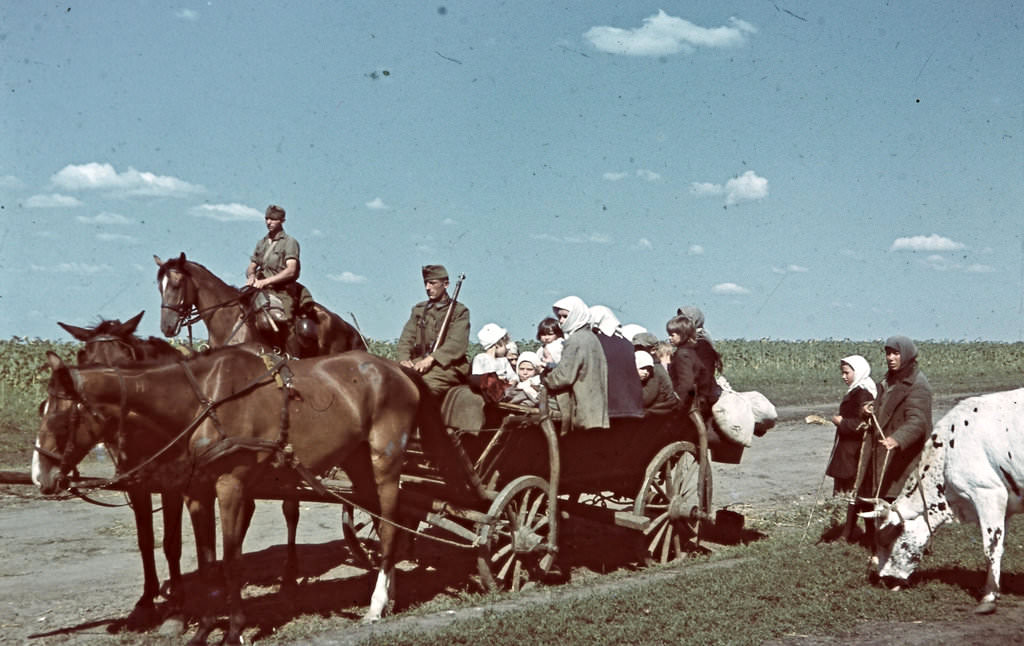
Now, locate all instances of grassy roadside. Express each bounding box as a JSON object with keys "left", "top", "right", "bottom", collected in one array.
[{"left": 272, "top": 506, "right": 1024, "bottom": 646}]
